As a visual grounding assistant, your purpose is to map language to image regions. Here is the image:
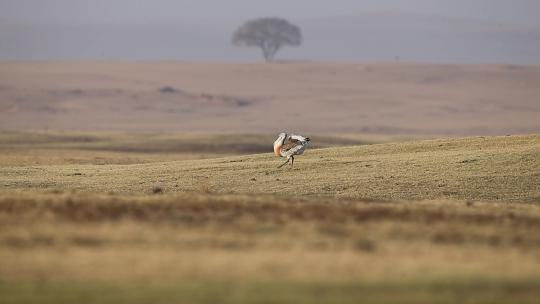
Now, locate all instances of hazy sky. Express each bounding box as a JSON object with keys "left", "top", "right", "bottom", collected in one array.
[
  {"left": 1, "top": 0, "right": 539, "bottom": 26},
  {"left": 1, "top": 0, "right": 539, "bottom": 63}
]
